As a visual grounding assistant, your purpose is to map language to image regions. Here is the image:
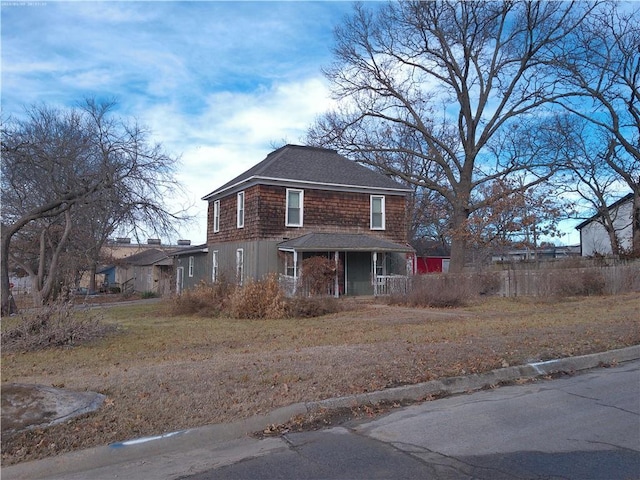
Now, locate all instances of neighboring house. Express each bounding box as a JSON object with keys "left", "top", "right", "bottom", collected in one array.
[
  {"left": 490, "top": 245, "right": 581, "bottom": 263},
  {"left": 196, "top": 144, "right": 415, "bottom": 296},
  {"left": 107, "top": 248, "right": 175, "bottom": 295},
  {"left": 576, "top": 193, "right": 634, "bottom": 257},
  {"left": 412, "top": 239, "right": 451, "bottom": 274},
  {"left": 90, "top": 238, "right": 191, "bottom": 294},
  {"left": 174, "top": 244, "right": 209, "bottom": 294}
]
